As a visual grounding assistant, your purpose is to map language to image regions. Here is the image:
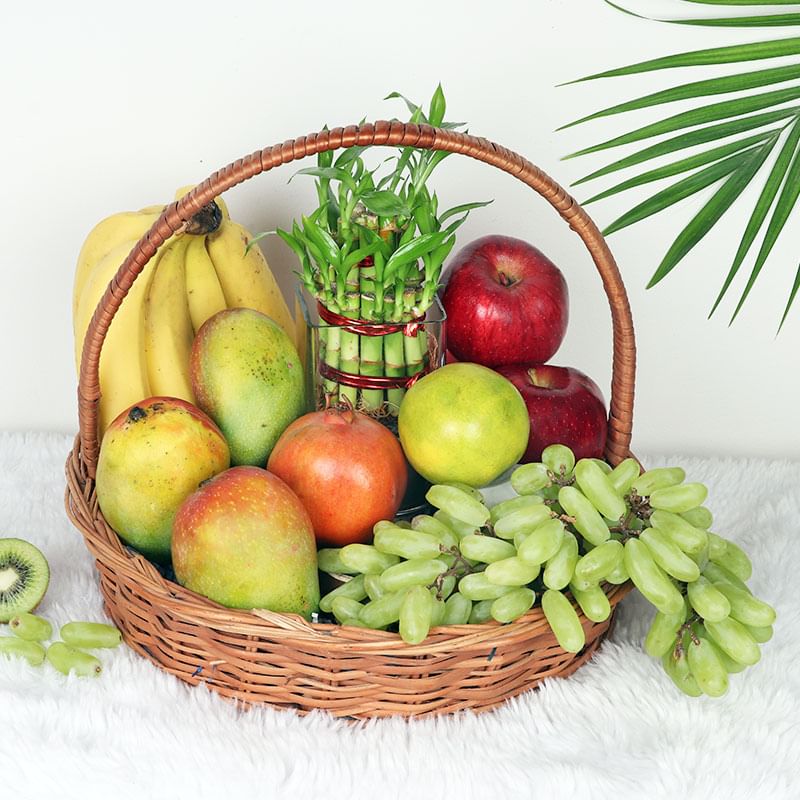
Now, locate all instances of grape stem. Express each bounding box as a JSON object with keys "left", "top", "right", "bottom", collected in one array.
[
  {"left": 429, "top": 547, "right": 479, "bottom": 598},
  {"left": 672, "top": 613, "right": 702, "bottom": 659}
]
